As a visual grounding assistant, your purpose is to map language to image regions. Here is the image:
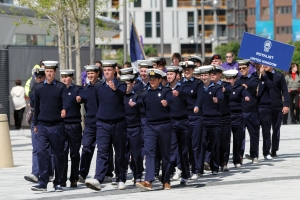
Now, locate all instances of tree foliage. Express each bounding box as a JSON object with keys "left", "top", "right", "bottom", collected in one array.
[
  {"left": 214, "top": 42, "right": 241, "bottom": 61},
  {"left": 144, "top": 45, "right": 158, "bottom": 57}
]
